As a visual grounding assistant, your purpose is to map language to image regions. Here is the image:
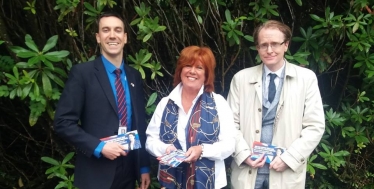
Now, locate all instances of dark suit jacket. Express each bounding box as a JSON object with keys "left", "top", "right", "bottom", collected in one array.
[{"left": 54, "top": 57, "right": 150, "bottom": 189}]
